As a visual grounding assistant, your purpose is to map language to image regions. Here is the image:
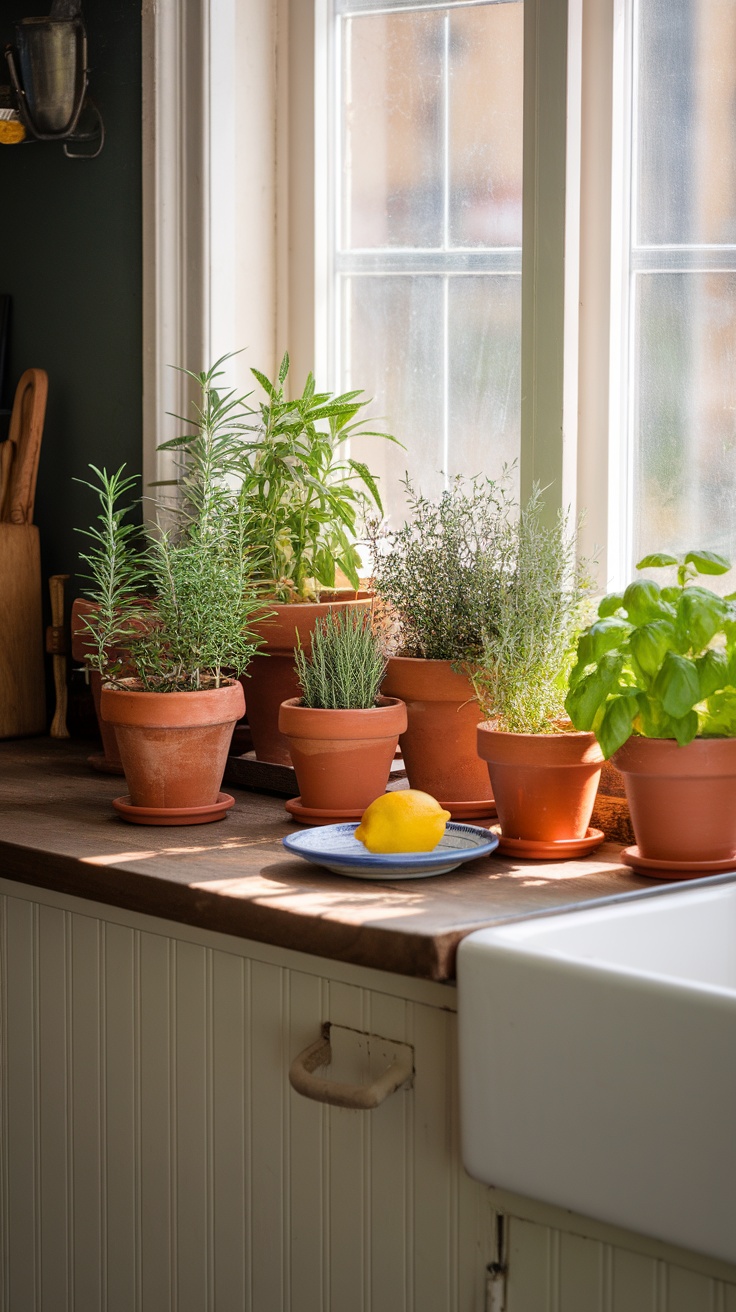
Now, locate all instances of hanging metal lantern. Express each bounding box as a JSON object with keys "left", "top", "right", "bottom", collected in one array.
[{"left": 4, "top": 2, "right": 104, "bottom": 158}]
